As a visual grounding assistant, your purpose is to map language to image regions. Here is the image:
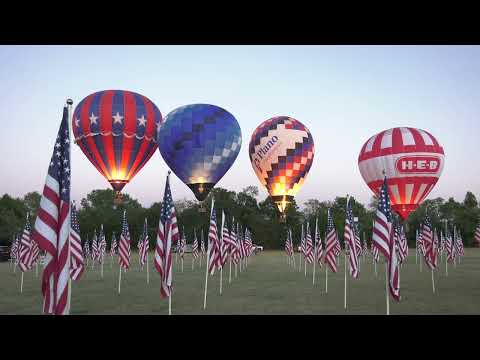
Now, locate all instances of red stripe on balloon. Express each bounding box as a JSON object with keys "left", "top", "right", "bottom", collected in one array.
[
  {"left": 79, "top": 94, "right": 111, "bottom": 180},
  {"left": 99, "top": 90, "right": 115, "bottom": 179},
  {"left": 119, "top": 91, "right": 136, "bottom": 182},
  {"left": 125, "top": 96, "right": 156, "bottom": 180}
]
